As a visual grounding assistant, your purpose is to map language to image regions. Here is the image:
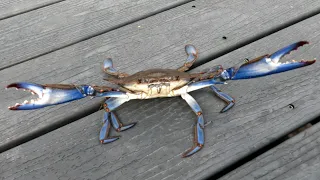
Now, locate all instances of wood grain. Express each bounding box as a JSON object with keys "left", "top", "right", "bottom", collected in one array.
[
  {"left": 1, "top": 0, "right": 319, "bottom": 148},
  {"left": 0, "top": 0, "right": 63, "bottom": 20},
  {"left": 1, "top": 10, "right": 320, "bottom": 180},
  {"left": 220, "top": 122, "right": 320, "bottom": 180},
  {"left": 0, "top": 0, "right": 191, "bottom": 69}
]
